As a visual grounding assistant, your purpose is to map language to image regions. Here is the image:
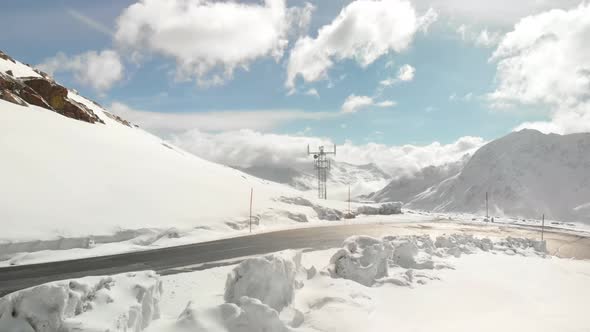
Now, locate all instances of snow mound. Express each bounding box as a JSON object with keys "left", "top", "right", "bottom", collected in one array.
[
  {"left": 356, "top": 202, "right": 402, "bottom": 215},
  {"left": 277, "top": 196, "right": 343, "bottom": 221},
  {"left": 0, "top": 271, "right": 162, "bottom": 332},
  {"left": 328, "top": 236, "right": 393, "bottom": 286},
  {"left": 224, "top": 250, "right": 302, "bottom": 311},
  {"left": 327, "top": 234, "right": 547, "bottom": 287},
  {"left": 175, "top": 297, "right": 291, "bottom": 332}
]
